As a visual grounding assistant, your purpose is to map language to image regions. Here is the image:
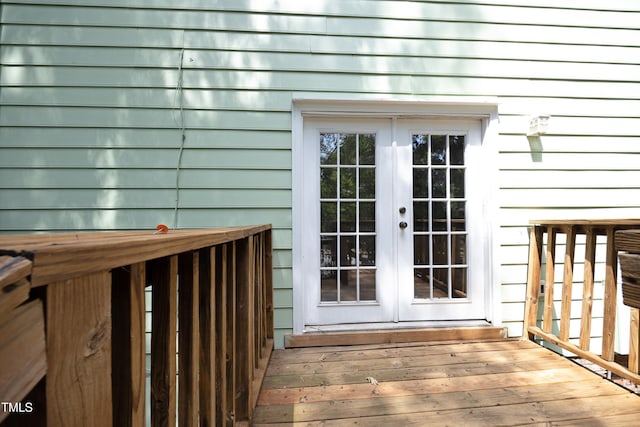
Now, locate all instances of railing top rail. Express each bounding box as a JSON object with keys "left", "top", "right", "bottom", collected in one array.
[
  {"left": 529, "top": 219, "right": 640, "bottom": 226},
  {"left": 0, "top": 225, "right": 271, "bottom": 286}
]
